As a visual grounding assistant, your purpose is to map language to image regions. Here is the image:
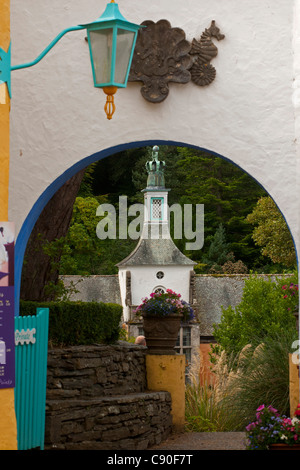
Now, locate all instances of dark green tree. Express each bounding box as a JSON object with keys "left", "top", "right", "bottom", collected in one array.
[
  {"left": 20, "top": 169, "right": 86, "bottom": 301},
  {"left": 201, "top": 223, "right": 234, "bottom": 273},
  {"left": 174, "top": 148, "right": 267, "bottom": 268},
  {"left": 57, "top": 196, "right": 137, "bottom": 276}
]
